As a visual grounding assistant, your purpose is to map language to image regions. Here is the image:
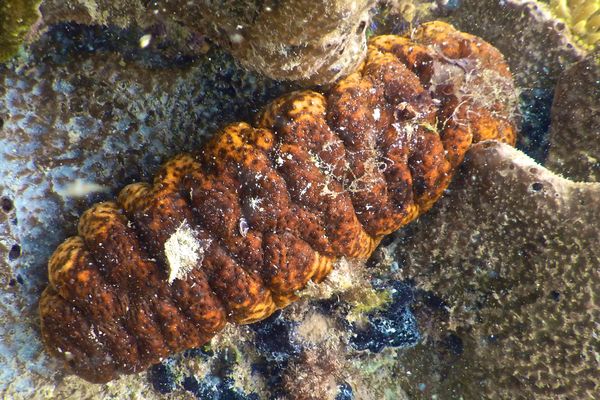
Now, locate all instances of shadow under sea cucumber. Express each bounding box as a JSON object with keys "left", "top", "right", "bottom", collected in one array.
[{"left": 38, "top": 21, "right": 518, "bottom": 383}]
